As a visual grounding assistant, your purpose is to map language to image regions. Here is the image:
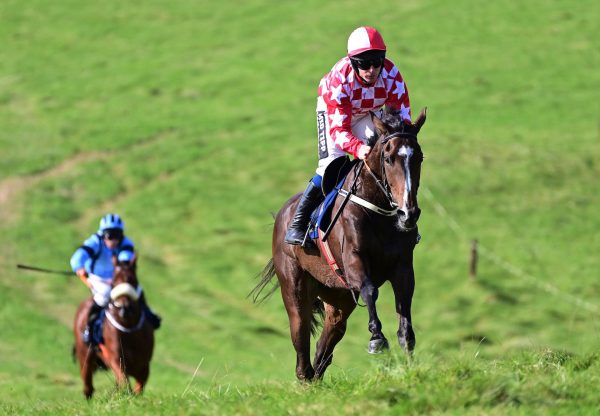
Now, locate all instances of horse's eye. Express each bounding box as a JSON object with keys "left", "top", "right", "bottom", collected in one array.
[{"left": 384, "top": 156, "right": 392, "bottom": 165}]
